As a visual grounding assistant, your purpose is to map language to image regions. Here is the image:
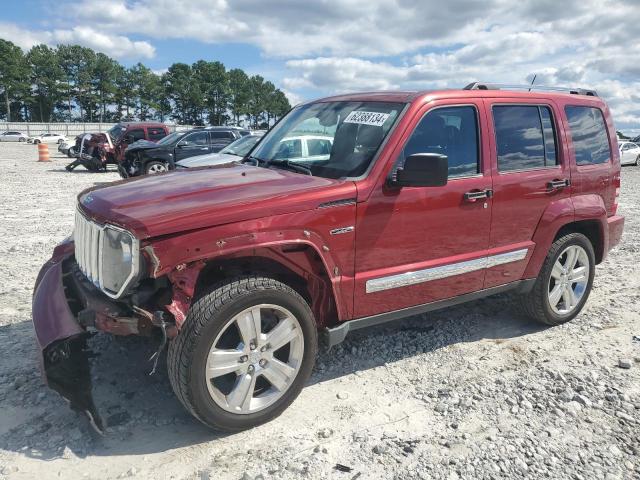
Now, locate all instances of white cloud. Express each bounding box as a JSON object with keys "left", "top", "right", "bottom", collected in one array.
[
  {"left": 0, "top": 22, "right": 155, "bottom": 60},
  {"left": 2, "top": 0, "right": 640, "bottom": 131}
]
